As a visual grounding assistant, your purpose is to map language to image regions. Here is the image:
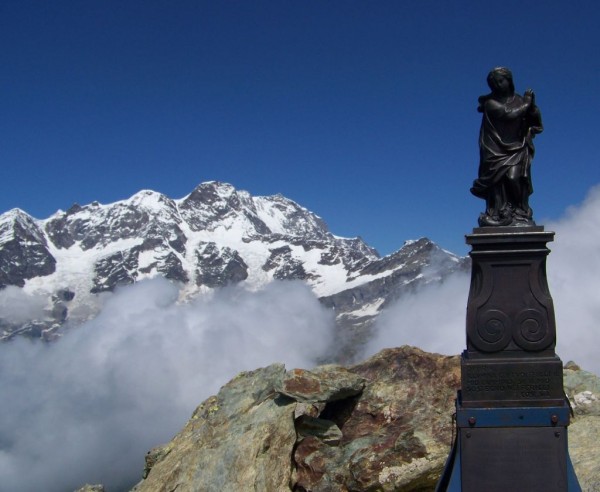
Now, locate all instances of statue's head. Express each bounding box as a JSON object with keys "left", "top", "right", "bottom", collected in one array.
[{"left": 487, "top": 67, "right": 515, "bottom": 95}]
